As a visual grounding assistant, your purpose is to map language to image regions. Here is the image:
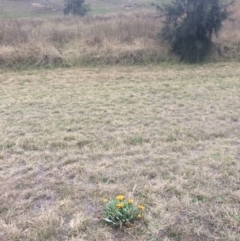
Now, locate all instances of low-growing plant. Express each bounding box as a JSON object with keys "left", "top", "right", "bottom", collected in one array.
[{"left": 103, "top": 195, "right": 144, "bottom": 227}]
